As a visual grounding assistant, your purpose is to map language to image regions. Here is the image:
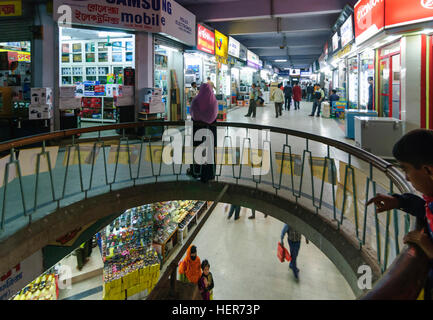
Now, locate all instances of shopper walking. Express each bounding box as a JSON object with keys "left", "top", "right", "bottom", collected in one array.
[
  {"left": 187, "top": 83, "right": 218, "bottom": 183},
  {"left": 271, "top": 85, "right": 284, "bottom": 118},
  {"left": 245, "top": 83, "right": 258, "bottom": 118},
  {"left": 283, "top": 82, "right": 292, "bottom": 110},
  {"left": 207, "top": 77, "right": 216, "bottom": 93},
  {"left": 309, "top": 84, "right": 325, "bottom": 117},
  {"left": 227, "top": 204, "right": 241, "bottom": 220},
  {"left": 179, "top": 245, "right": 202, "bottom": 284},
  {"left": 292, "top": 82, "right": 302, "bottom": 110},
  {"left": 307, "top": 83, "right": 314, "bottom": 101},
  {"left": 368, "top": 76, "right": 374, "bottom": 110},
  {"left": 281, "top": 224, "right": 302, "bottom": 279},
  {"left": 248, "top": 209, "right": 268, "bottom": 219},
  {"left": 198, "top": 259, "right": 214, "bottom": 300}
]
